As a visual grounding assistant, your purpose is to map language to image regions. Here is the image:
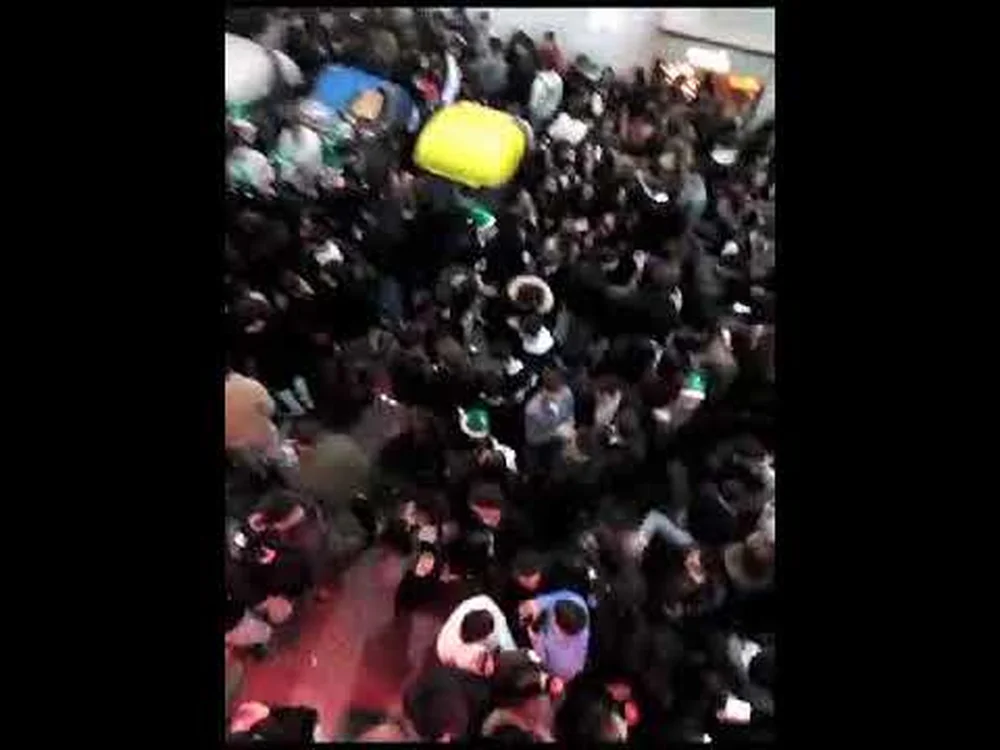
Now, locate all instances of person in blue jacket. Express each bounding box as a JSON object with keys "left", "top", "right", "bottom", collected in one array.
[{"left": 518, "top": 589, "right": 590, "bottom": 681}]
